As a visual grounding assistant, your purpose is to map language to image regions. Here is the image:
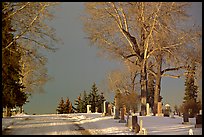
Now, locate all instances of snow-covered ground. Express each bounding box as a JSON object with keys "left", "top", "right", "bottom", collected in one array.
[{"left": 2, "top": 113, "right": 202, "bottom": 135}]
